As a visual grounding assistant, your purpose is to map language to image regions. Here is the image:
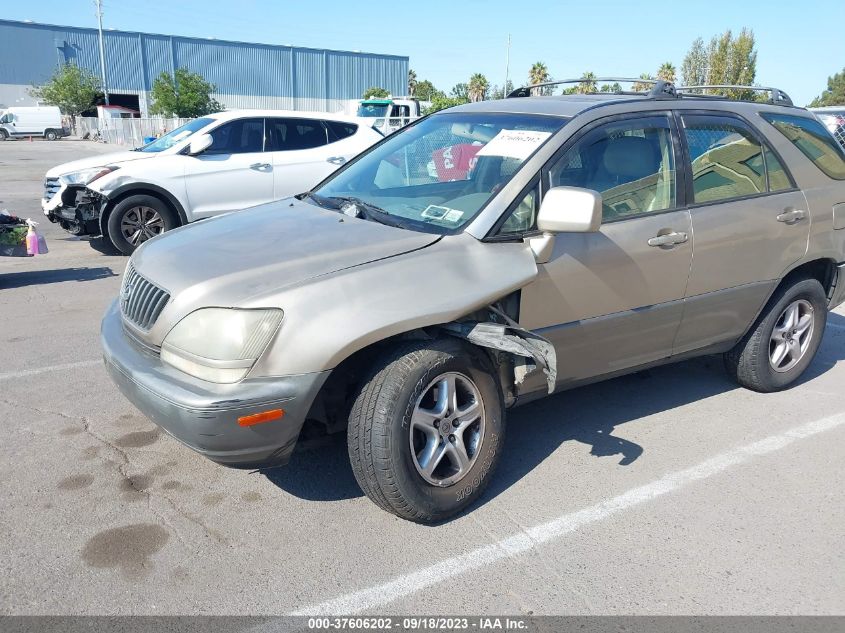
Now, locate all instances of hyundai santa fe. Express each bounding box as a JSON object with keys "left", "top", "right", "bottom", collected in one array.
[{"left": 101, "top": 79, "right": 845, "bottom": 522}]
